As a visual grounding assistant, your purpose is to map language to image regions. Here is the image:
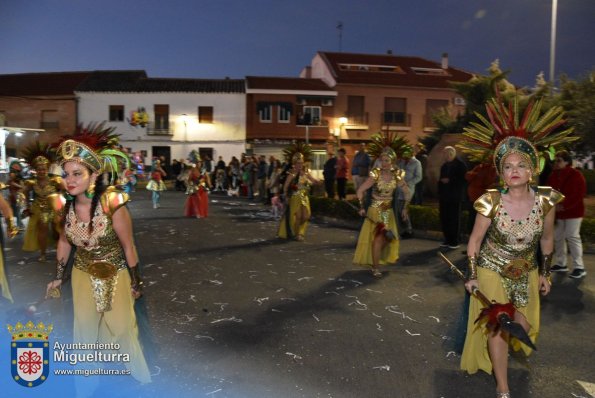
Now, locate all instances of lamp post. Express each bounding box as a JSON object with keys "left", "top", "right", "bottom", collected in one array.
[
  {"left": 338, "top": 117, "right": 347, "bottom": 149},
  {"left": 181, "top": 114, "right": 188, "bottom": 159},
  {"left": 549, "top": 0, "right": 558, "bottom": 86}
]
